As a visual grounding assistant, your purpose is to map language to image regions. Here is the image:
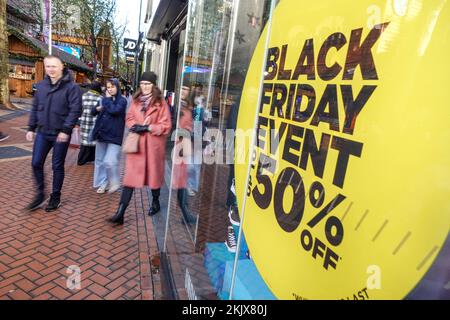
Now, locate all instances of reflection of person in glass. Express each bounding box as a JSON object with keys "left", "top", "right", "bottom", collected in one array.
[
  {"left": 187, "top": 83, "right": 207, "bottom": 196},
  {"left": 225, "top": 95, "right": 240, "bottom": 210},
  {"left": 109, "top": 72, "right": 171, "bottom": 225},
  {"left": 224, "top": 95, "right": 242, "bottom": 253},
  {"left": 172, "top": 85, "right": 197, "bottom": 224}
]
